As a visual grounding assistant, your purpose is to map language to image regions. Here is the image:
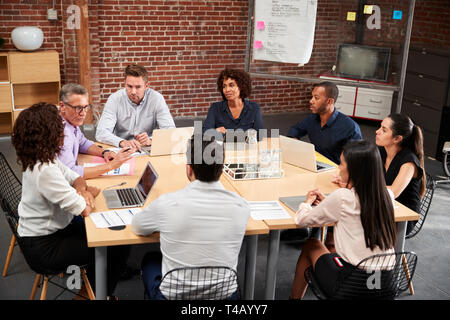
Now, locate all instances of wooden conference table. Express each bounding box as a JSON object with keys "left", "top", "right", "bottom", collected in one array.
[
  {"left": 82, "top": 139, "right": 420, "bottom": 300},
  {"left": 80, "top": 151, "right": 269, "bottom": 300}
]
